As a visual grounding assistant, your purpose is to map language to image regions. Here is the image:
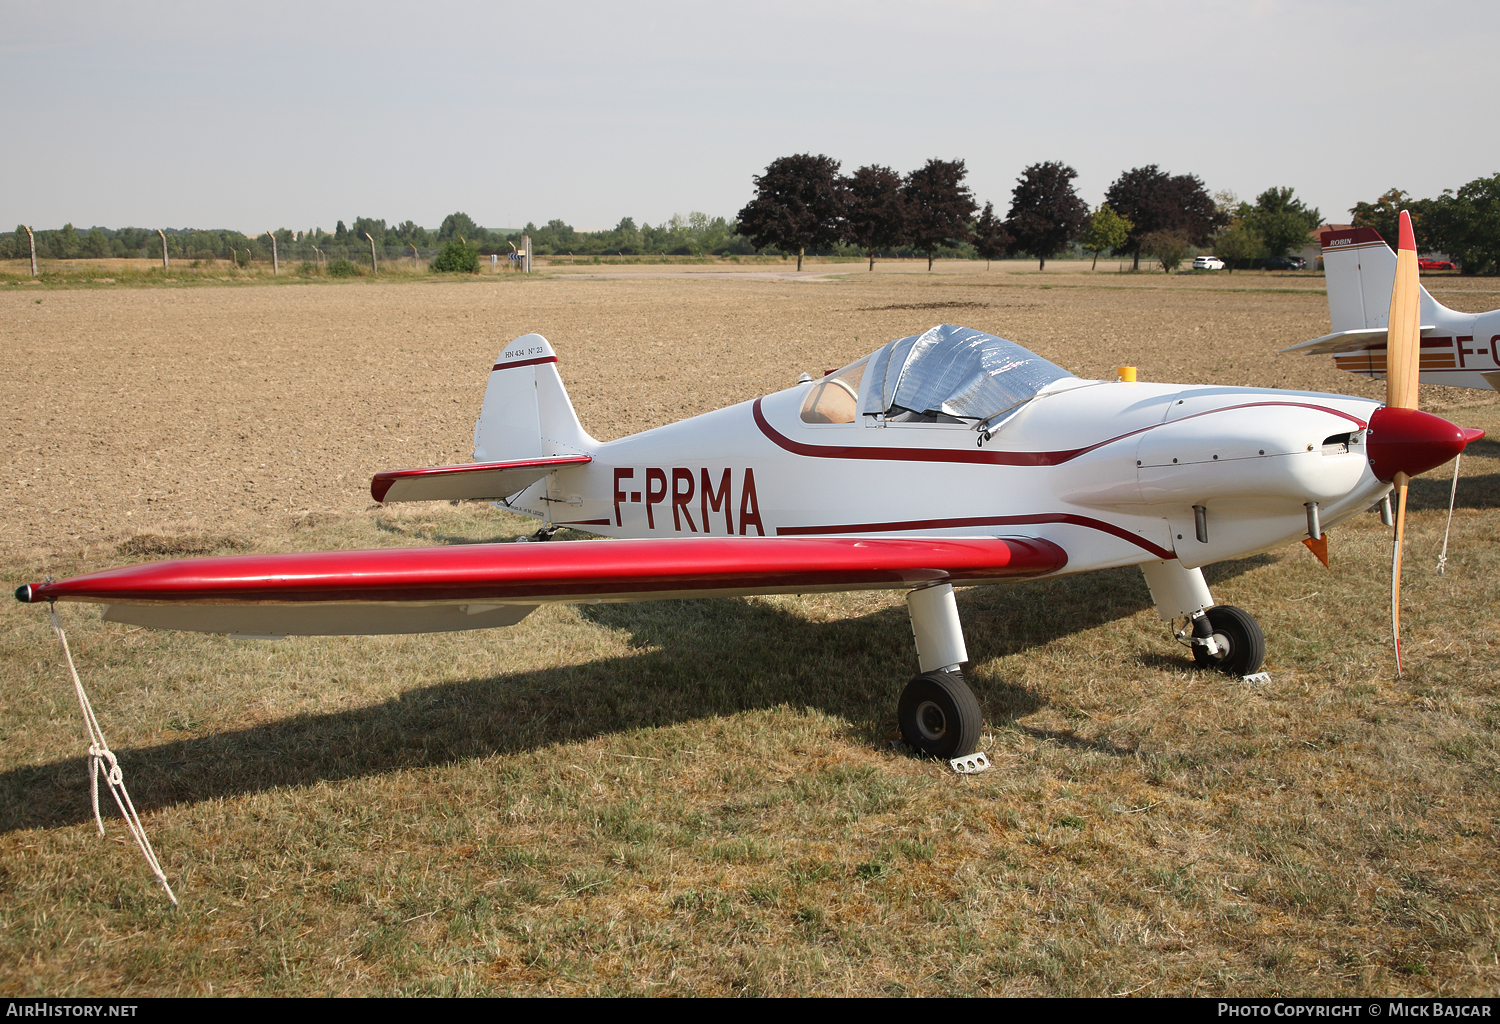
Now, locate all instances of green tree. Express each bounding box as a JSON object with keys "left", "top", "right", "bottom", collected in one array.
[
  {"left": 1243, "top": 187, "right": 1321, "bottom": 259},
  {"left": 1213, "top": 218, "right": 1262, "bottom": 272},
  {"left": 971, "top": 202, "right": 1012, "bottom": 269},
  {"left": 83, "top": 228, "right": 110, "bottom": 258},
  {"left": 1081, "top": 204, "right": 1132, "bottom": 270},
  {"left": 843, "top": 164, "right": 907, "bottom": 271},
  {"left": 351, "top": 217, "right": 386, "bottom": 245},
  {"left": 1104, "top": 166, "right": 1224, "bottom": 269},
  {"left": 50, "top": 223, "right": 80, "bottom": 259},
  {"left": 903, "top": 158, "right": 976, "bottom": 271},
  {"left": 1351, "top": 188, "right": 1436, "bottom": 252},
  {"left": 737, "top": 153, "right": 846, "bottom": 271},
  {"left": 437, "top": 212, "right": 478, "bottom": 243},
  {"left": 1426, "top": 173, "right": 1500, "bottom": 275},
  {"left": 1006, "top": 161, "right": 1089, "bottom": 270},
  {"left": 1141, "top": 229, "right": 1192, "bottom": 273},
  {"left": 431, "top": 239, "right": 480, "bottom": 273}
]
